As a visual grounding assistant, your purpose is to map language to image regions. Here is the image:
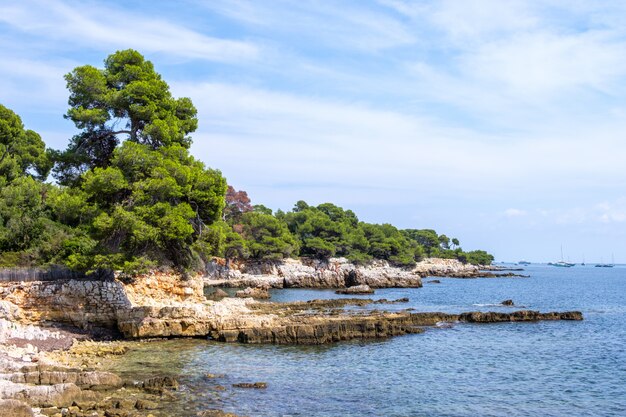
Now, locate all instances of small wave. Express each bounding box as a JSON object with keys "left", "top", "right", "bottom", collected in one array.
[{"left": 472, "top": 303, "right": 501, "bottom": 307}]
